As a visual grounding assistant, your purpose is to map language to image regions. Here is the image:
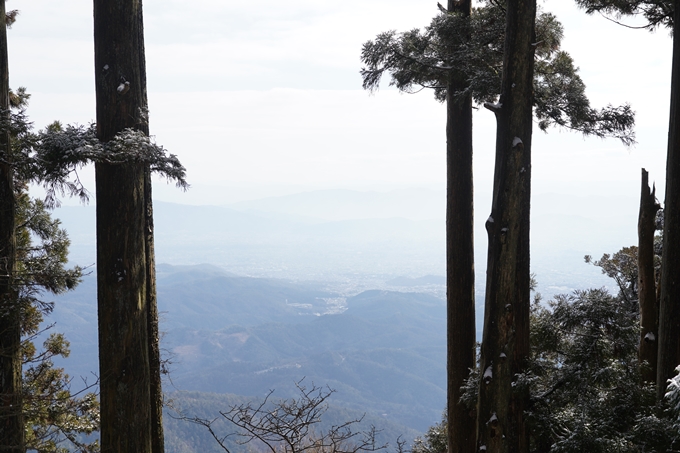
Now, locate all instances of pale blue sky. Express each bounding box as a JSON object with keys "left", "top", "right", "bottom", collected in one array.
[{"left": 8, "top": 0, "right": 672, "bottom": 210}]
